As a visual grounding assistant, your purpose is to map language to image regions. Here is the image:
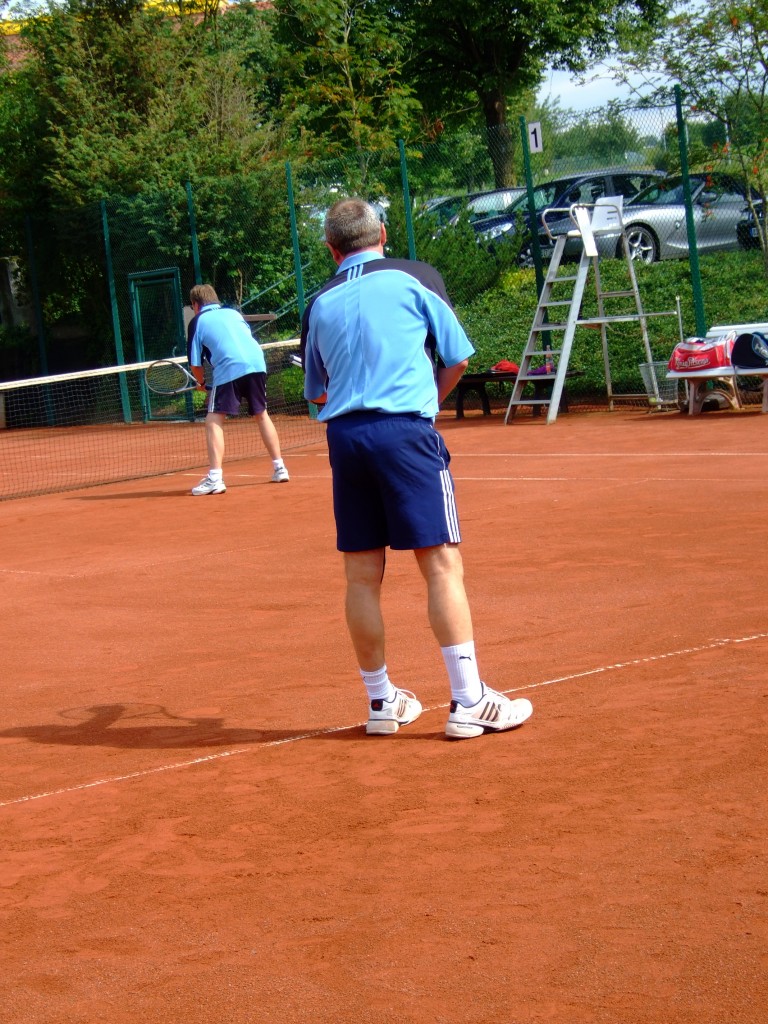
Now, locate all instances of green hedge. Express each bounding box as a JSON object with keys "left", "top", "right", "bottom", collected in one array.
[
  {"left": 273, "top": 249, "right": 768, "bottom": 406},
  {"left": 456, "top": 250, "right": 768, "bottom": 395}
]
